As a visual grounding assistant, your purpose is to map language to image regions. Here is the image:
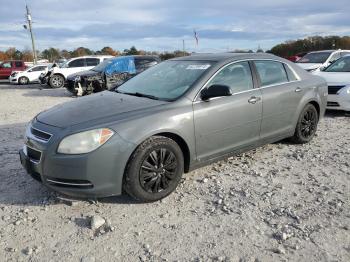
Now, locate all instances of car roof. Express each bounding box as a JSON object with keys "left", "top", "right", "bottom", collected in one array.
[{"left": 171, "top": 52, "right": 279, "bottom": 62}]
